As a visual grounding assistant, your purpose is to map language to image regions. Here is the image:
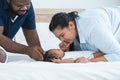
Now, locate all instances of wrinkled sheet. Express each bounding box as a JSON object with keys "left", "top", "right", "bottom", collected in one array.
[{"left": 0, "top": 52, "right": 120, "bottom": 80}]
